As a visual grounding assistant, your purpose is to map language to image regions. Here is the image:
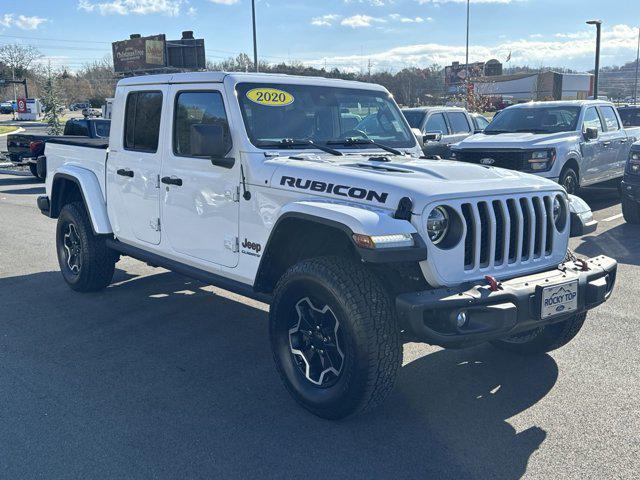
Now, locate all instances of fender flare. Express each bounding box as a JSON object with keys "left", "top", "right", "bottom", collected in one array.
[{"left": 52, "top": 166, "right": 112, "bottom": 235}]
